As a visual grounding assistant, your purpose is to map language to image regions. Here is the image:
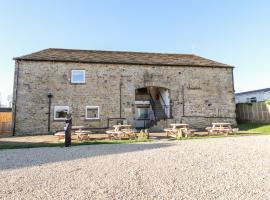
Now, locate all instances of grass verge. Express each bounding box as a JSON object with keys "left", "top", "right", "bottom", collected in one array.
[
  {"left": 237, "top": 122, "right": 270, "bottom": 133},
  {"left": 172, "top": 131, "right": 270, "bottom": 141}
]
